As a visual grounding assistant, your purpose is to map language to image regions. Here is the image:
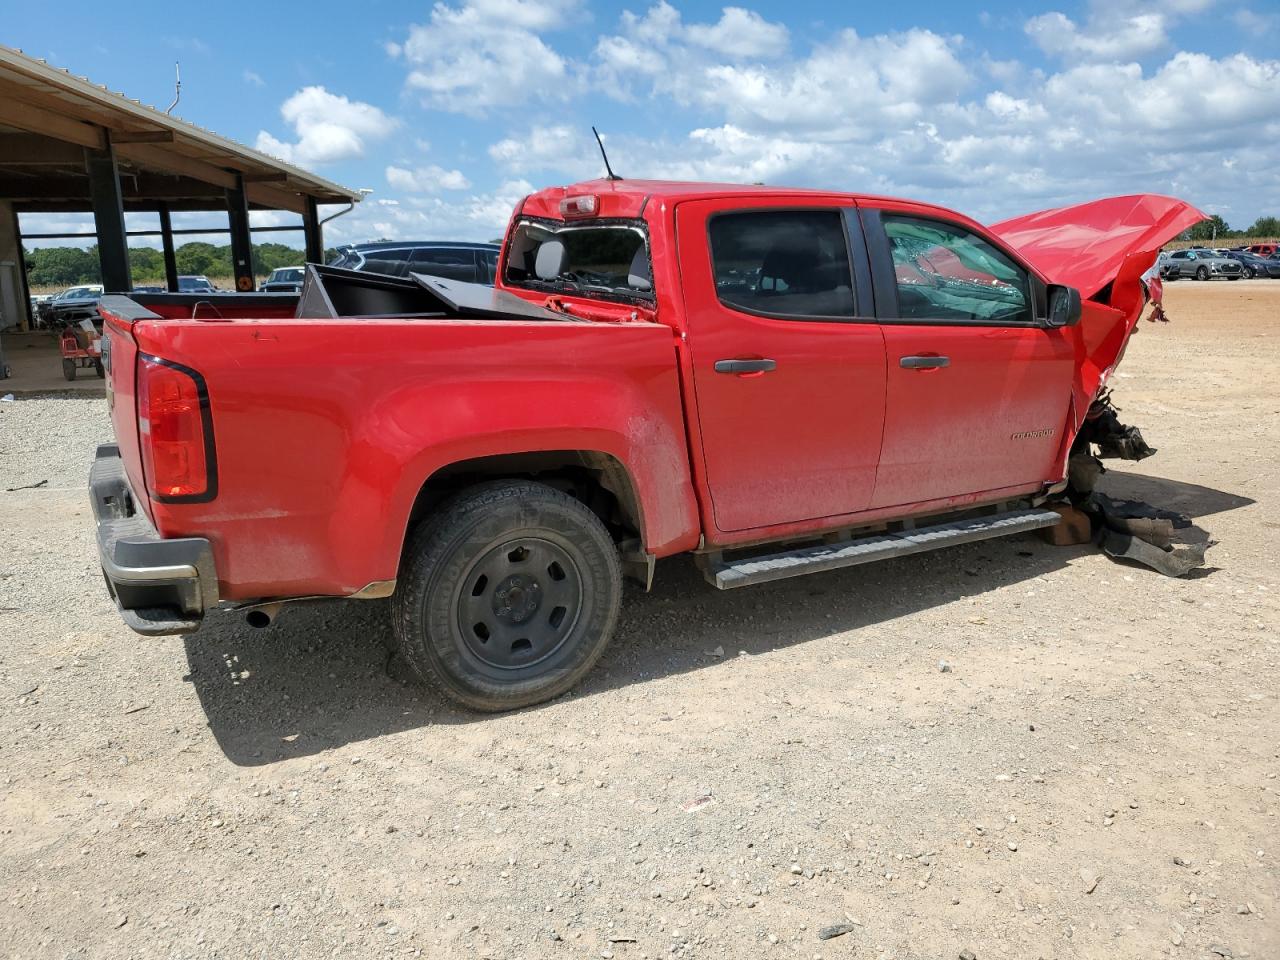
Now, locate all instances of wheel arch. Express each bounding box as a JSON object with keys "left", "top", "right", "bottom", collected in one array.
[{"left": 402, "top": 448, "right": 648, "bottom": 557}]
